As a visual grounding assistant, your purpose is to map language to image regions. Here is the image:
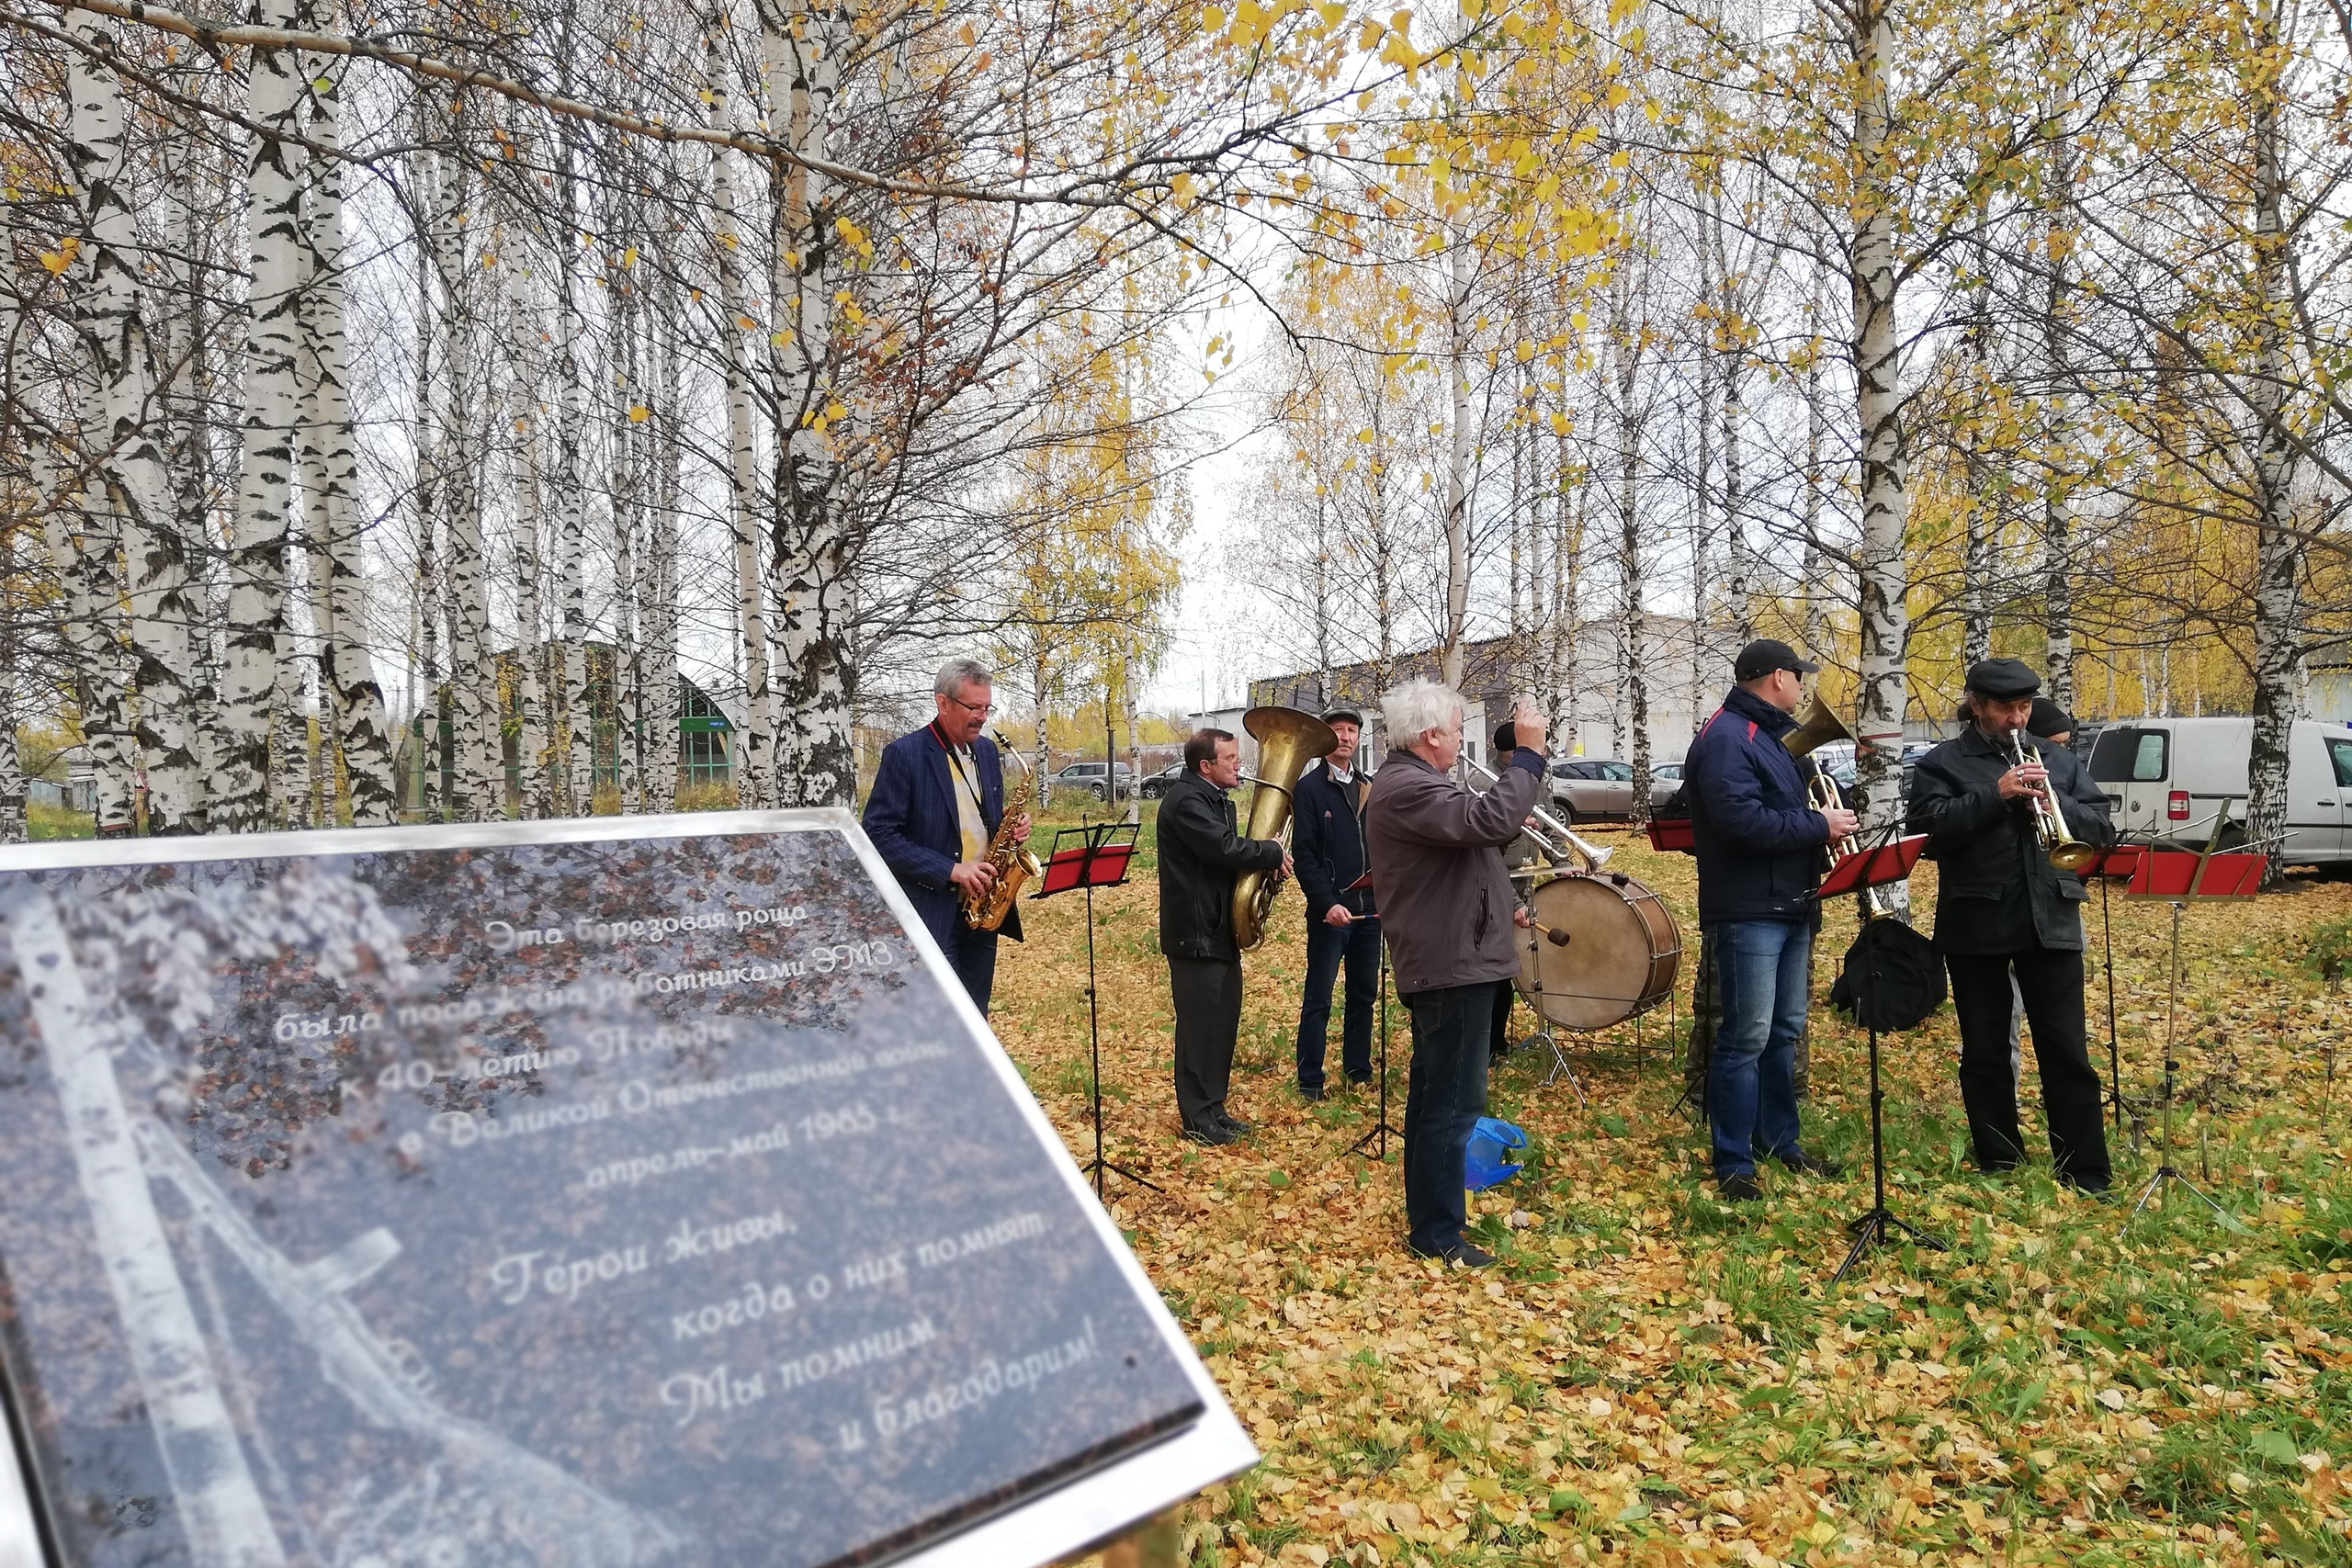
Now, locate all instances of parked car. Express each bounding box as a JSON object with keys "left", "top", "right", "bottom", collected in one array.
[
  {"left": 2087, "top": 716, "right": 2352, "bottom": 865},
  {"left": 1547, "top": 758, "right": 1679, "bottom": 820},
  {"left": 1138, "top": 762, "right": 1185, "bottom": 799},
  {"left": 1050, "top": 760, "right": 1135, "bottom": 802}
]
